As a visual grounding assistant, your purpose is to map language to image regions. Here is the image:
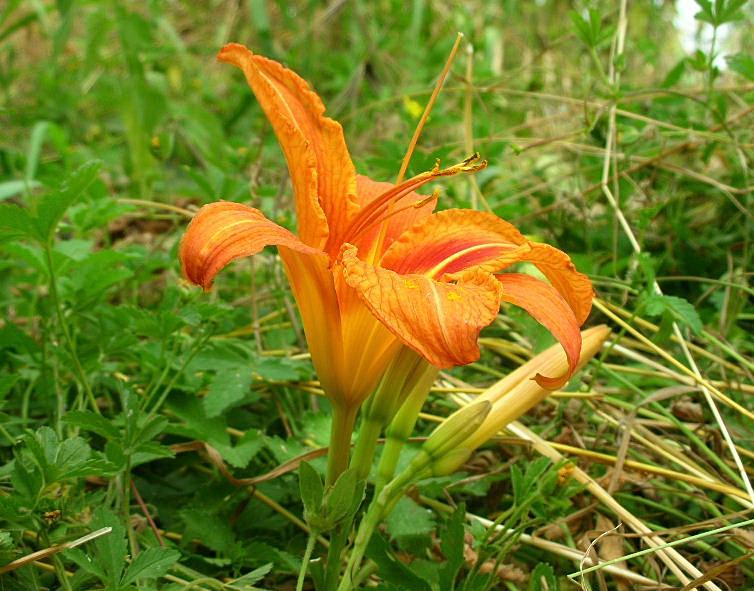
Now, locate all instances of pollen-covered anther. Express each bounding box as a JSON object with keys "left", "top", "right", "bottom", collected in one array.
[{"left": 414, "top": 189, "right": 441, "bottom": 209}]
